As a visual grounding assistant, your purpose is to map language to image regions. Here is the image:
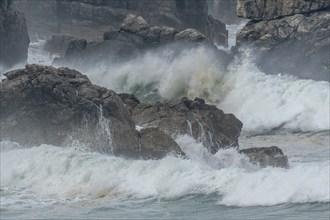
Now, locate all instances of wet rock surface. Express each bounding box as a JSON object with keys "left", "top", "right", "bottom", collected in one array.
[
  {"left": 1, "top": 65, "right": 243, "bottom": 160},
  {"left": 235, "top": 1, "right": 330, "bottom": 81},
  {"left": 139, "top": 128, "right": 185, "bottom": 159},
  {"left": 123, "top": 96, "right": 243, "bottom": 154},
  {"left": 237, "top": 0, "right": 330, "bottom": 20},
  {"left": 239, "top": 146, "right": 289, "bottom": 168},
  {"left": 0, "top": 64, "right": 140, "bottom": 157}
]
